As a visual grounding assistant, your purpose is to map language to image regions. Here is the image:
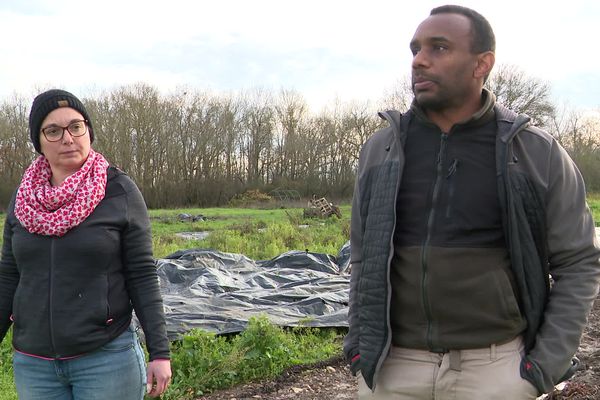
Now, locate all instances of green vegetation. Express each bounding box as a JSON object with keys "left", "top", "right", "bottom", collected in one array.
[
  {"left": 166, "top": 316, "right": 342, "bottom": 399},
  {"left": 149, "top": 205, "right": 351, "bottom": 259},
  {"left": 0, "top": 195, "right": 598, "bottom": 399},
  {"left": 588, "top": 193, "right": 600, "bottom": 223},
  {"left": 0, "top": 329, "right": 15, "bottom": 400}
]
